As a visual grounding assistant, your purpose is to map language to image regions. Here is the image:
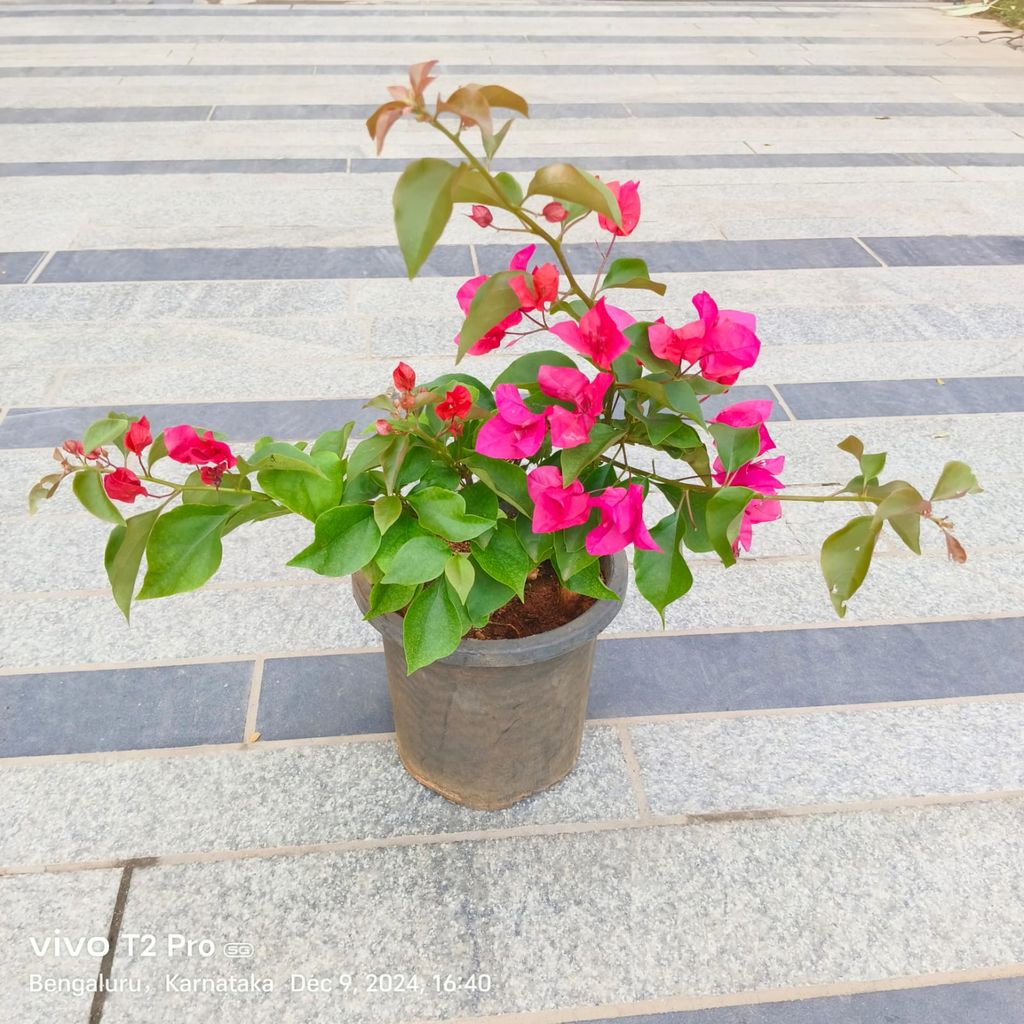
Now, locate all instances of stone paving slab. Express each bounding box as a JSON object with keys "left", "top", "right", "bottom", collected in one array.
[
  {"left": 97, "top": 800, "right": 1024, "bottom": 1023},
  {"left": 0, "top": 867, "right": 122, "bottom": 1024}
]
